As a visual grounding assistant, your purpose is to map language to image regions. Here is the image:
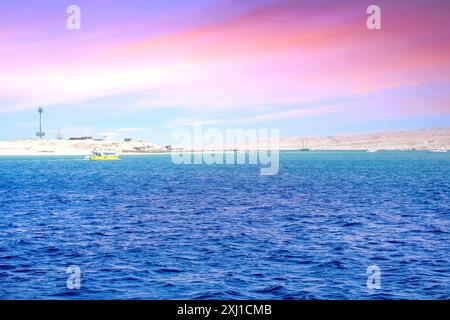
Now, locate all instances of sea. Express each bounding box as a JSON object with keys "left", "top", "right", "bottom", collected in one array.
[{"left": 0, "top": 151, "right": 449, "bottom": 299}]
